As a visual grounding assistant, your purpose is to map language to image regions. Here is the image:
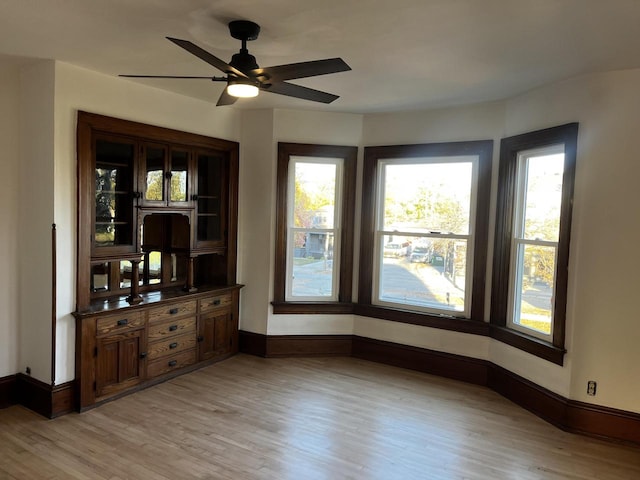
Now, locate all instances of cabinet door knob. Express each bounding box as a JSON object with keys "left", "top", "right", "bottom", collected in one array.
[
  {"left": 140, "top": 352, "right": 147, "bottom": 359},
  {"left": 117, "top": 319, "right": 128, "bottom": 326},
  {"left": 169, "top": 342, "right": 178, "bottom": 349},
  {"left": 197, "top": 335, "right": 204, "bottom": 342},
  {"left": 191, "top": 194, "right": 199, "bottom": 201}
]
